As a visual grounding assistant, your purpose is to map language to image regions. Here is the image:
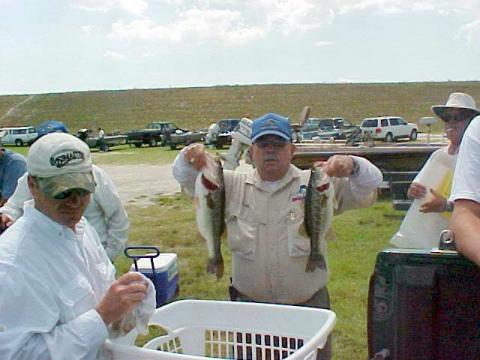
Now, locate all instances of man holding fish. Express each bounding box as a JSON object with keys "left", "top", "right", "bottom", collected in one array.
[{"left": 173, "top": 113, "right": 382, "bottom": 359}]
